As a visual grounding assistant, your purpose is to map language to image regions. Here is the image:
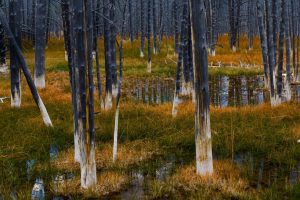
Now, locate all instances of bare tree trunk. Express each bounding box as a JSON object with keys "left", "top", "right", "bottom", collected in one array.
[
  {"left": 266, "top": 0, "right": 280, "bottom": 106},
  {"left": 173, "top": 0, "right": 179, "bottom": 55},
  {"left": 0, "top": 0, "right": 5, "bottom": 69},
  {"left": 147, "top": 0, "right": 152, "bottom": 73},
  {"left": 62, "top": 0, "right": 80, "bottom": 163},
  {"left": 277, "top": 0, "right": 285, "bottom": 100},
  {"left": 140, "top": 0, "right": 145, "bottom": 57},
  {"left": 34, "top": 0, "right": 48, "bottom": 89},
  {"left": 284, "top": 0, "right": 291, "bottom": 99},
  {"left": 103, "top": 0, "right": 112, "bottom": 110},
  {"left": 257, "top": 0, "right": 269, "bottom": 89},
  {"left": 0, "top": 8, "right": 52, "bottom": 127},
  {"left": 113, "top": 0, "right": 127, "bottom": 162},
  {"left": 110, "top": 0, "right": 118, "bottom": 97},
  {"left": 9, "top": 0, "right": 22, "bottom": 107},
  {"left": 172, "top": 0, "right": 187, "bottom": 117},
  {"left": 189, "top": 0, "right": 213, "bottom": 176},
  {"left": 82, "top": 0, "right": 97, "bottom": 188},
  {"left": 152, "top": 0, "right": 157, "bottom": 54}
]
